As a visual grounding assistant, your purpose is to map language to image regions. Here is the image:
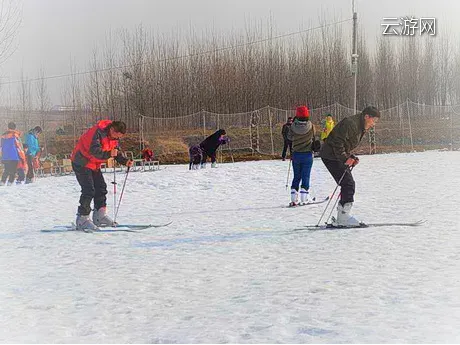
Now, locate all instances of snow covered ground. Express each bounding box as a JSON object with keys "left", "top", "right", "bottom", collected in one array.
[{"left": 0, "top": 150, "right": 459, "bottom": 343}]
